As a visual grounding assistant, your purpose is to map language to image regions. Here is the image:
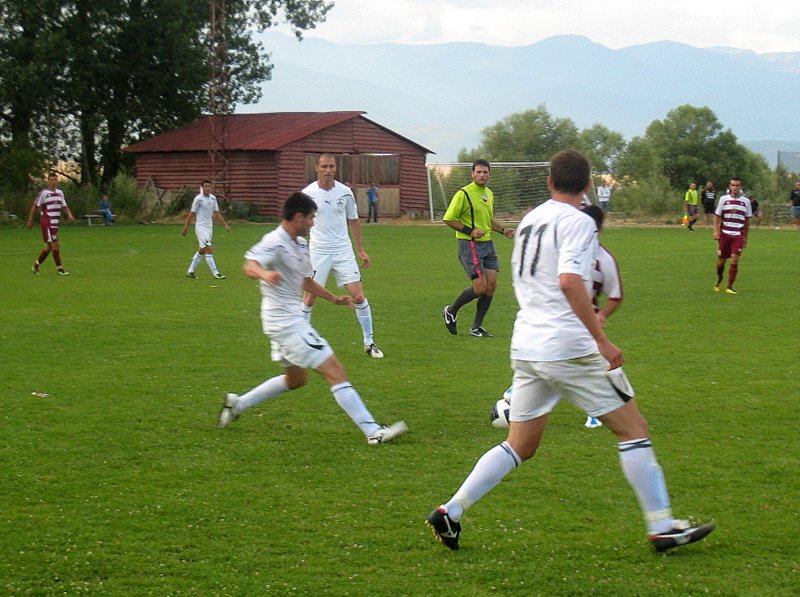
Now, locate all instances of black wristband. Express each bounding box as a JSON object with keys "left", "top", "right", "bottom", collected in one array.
[{"left": 462, "top": 226, "right": 473, "bottom": 236}]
